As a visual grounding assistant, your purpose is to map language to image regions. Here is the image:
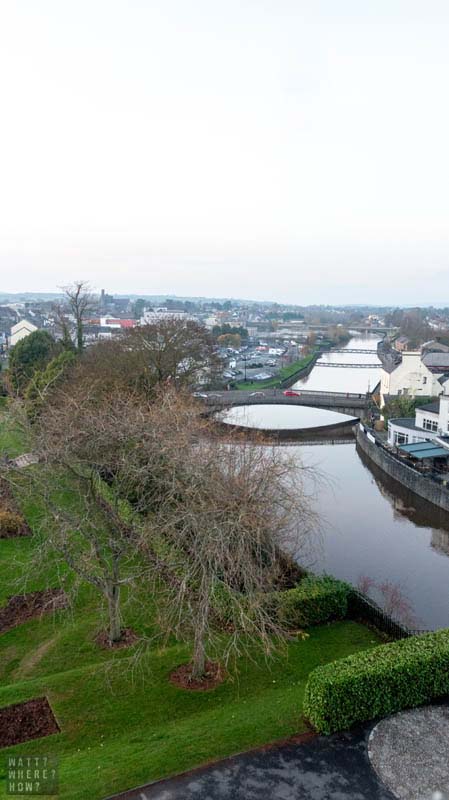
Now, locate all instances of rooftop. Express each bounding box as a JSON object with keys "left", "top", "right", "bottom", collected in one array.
[
  {"left": 416, "top": 400, "right": 440, "bottom": 414},
  {"left": 389, "top": 417, "right": 425, "bottom": 431}
]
